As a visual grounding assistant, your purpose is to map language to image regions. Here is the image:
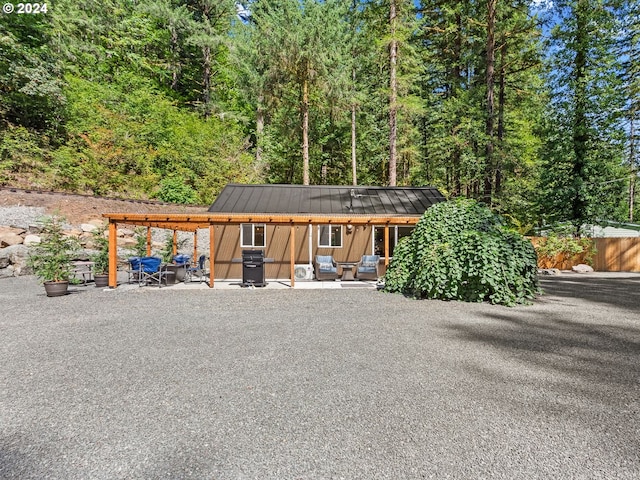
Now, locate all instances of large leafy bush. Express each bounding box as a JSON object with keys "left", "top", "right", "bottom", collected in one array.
[{"left": 384, "top": 199, "right": 539, "bottom": 306}]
